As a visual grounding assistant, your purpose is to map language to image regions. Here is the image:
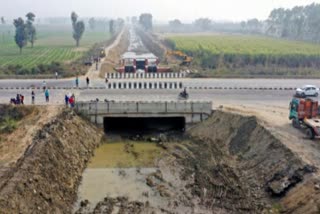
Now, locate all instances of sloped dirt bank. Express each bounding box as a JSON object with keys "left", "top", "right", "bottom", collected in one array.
[
  {"left": 2, "top": 107, "right": 317, "bottom": 213},
  {"left": 0, "top": 109, "right": 103, "bottom": 213},
  {"left": 76, "top": 111, "right": 319, "bottom": 213},
  {"left": 179, "top": 111, "right": 318, "bottom": 213}
]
